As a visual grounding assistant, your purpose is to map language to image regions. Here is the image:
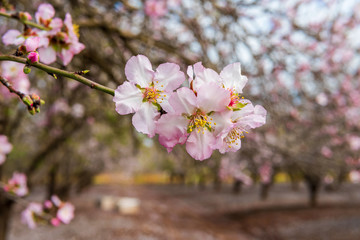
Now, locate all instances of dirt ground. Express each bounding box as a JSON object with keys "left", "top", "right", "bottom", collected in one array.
[{"left": 7, "top": 183, "right": 360, "bottom": 240}]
